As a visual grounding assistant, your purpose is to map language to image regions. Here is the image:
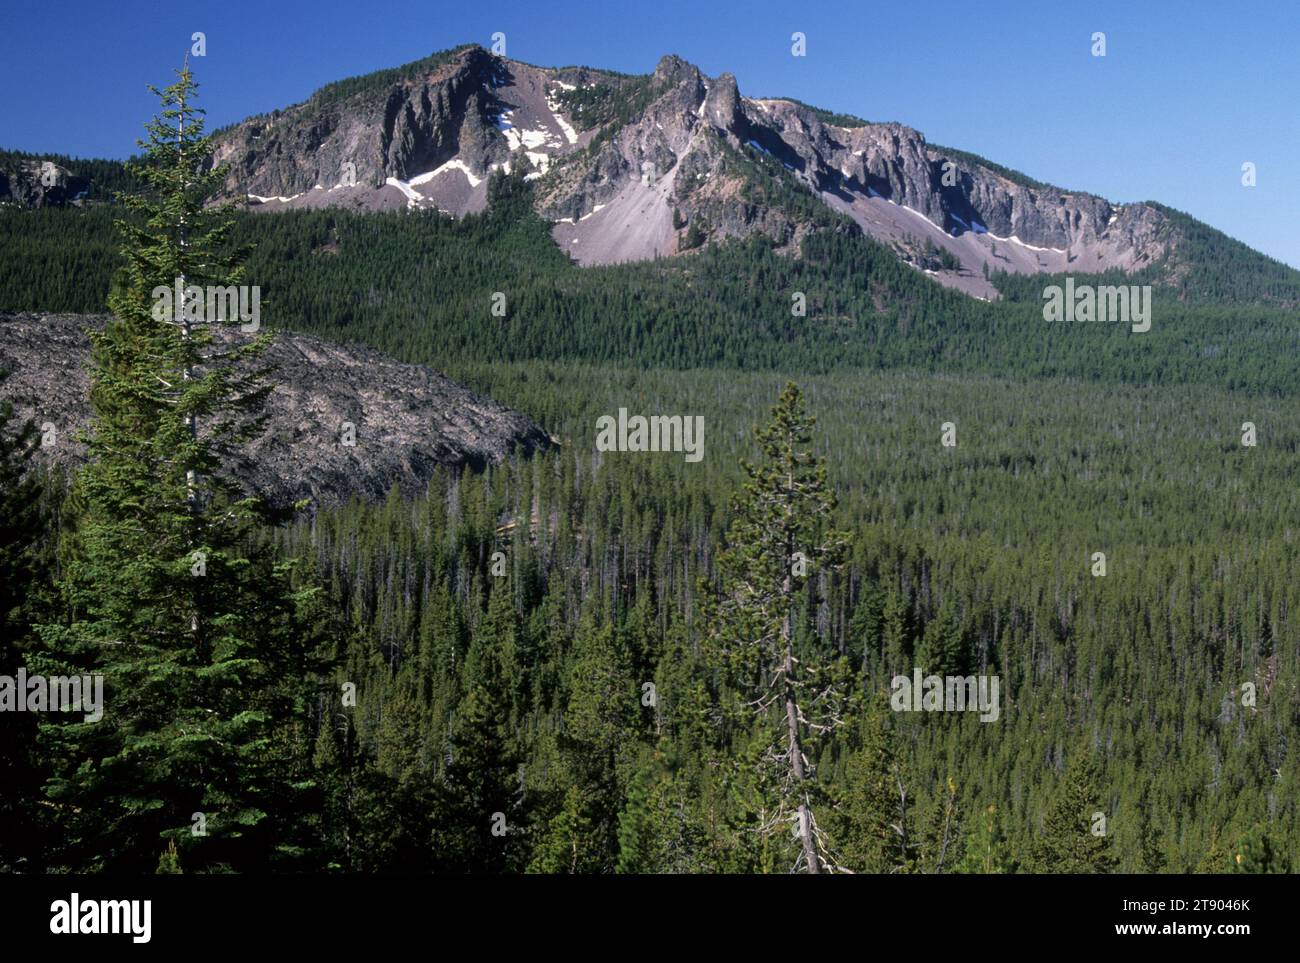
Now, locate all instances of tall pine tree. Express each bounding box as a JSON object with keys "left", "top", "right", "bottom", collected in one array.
[
  {"left": 0, "top": 389, "right": 47, "bottom": 870},
  {"left": 702, "top": 383, "right": 848, "bottom": 873},
  {"left": 34, "top": 62, "right": 318, "bottom": 872}
]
